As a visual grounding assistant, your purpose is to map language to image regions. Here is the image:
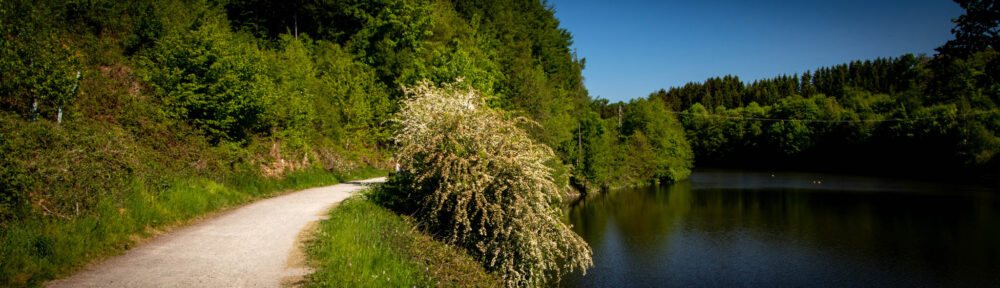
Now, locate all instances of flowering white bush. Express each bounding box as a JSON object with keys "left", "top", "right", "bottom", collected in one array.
[{"left": 392, "top": 80, "right": 592, "bottom": 287}]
